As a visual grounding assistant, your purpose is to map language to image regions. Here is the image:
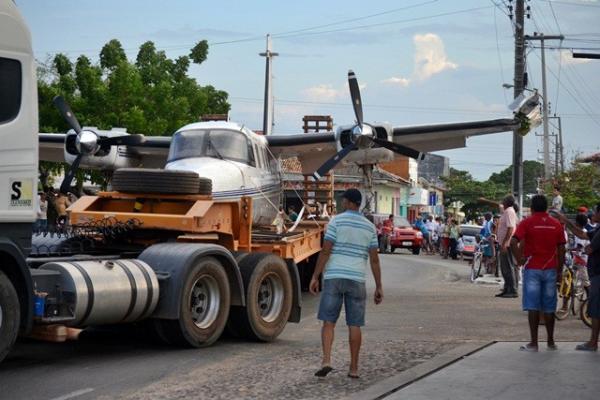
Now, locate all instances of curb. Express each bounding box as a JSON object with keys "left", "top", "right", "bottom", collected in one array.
[{"left": 344, "top": 341, "right": 495, "bottom": 400}]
